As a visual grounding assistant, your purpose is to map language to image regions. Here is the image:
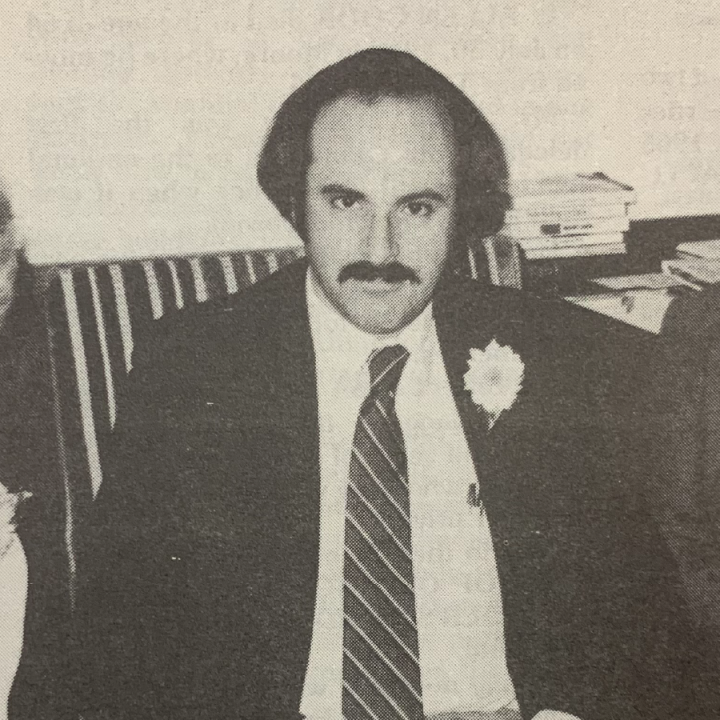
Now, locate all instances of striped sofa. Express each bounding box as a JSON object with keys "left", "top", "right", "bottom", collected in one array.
[{"left": 39, "top": 243, "right": 489, "bottom": 604}]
